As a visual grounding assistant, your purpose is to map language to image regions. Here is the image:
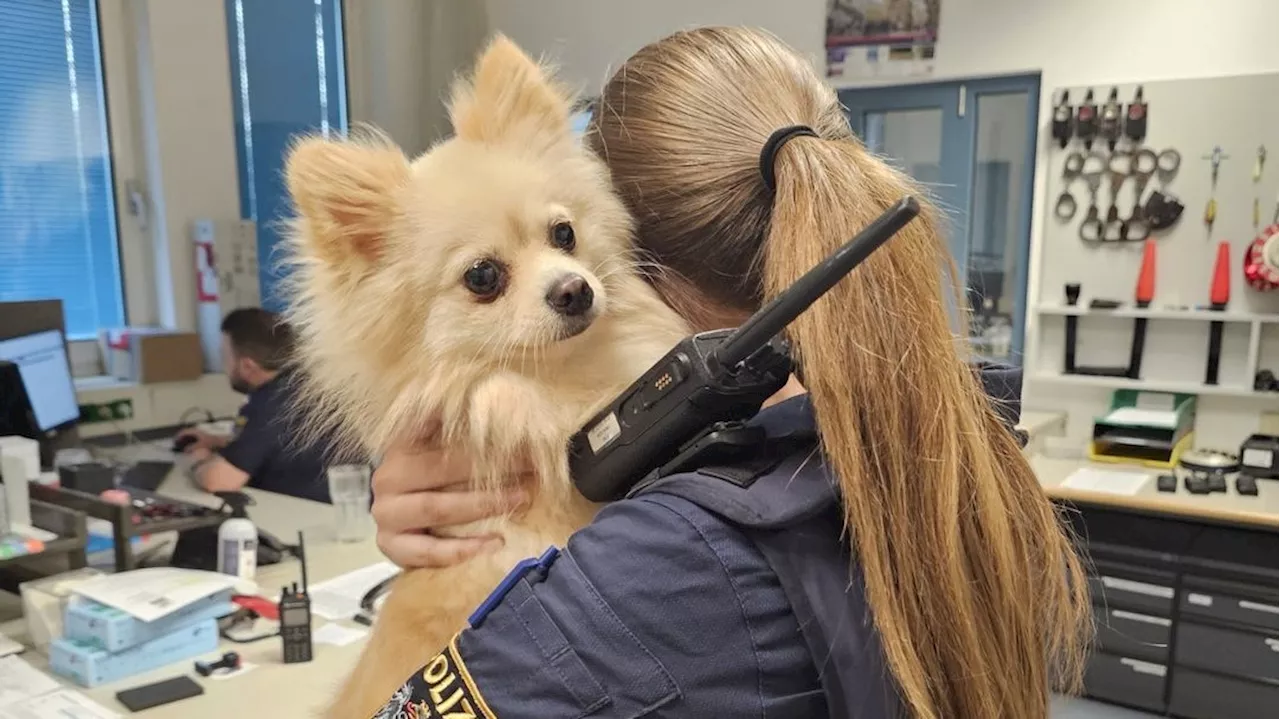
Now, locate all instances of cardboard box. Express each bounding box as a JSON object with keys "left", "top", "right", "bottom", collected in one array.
[
  {"left": 18, "top": 568, "right": 105, "bottom": 649},
  {"left": 99, "top": 328, "right": 204, "bottom": 384},
  {"left": 64, "top": 591, "right": 234, "bottom": 652},
  {"left": 50, "top": 618, "right": 219, "bottom": 687}
]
